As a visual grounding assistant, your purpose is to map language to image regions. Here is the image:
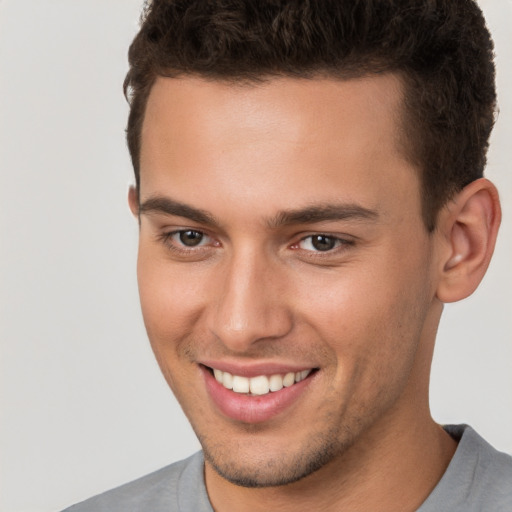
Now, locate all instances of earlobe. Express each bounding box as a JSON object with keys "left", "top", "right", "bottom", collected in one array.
[
  {"left": 436, "top": 178, "right": 501, "bottom": 303},
  {"left": 128, "top": 185, "right": 139, "bottom": 217}
]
